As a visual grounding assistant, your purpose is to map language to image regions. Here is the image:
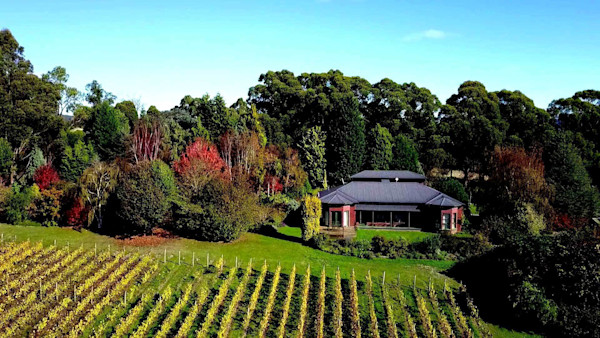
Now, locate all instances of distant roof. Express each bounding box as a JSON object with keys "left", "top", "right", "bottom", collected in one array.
[
  {"left": 319, "top": 181, "right": 463, "bottom": 208},
  {"left": 350, "top": 170, "right": 426, "bottom": 182}
]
